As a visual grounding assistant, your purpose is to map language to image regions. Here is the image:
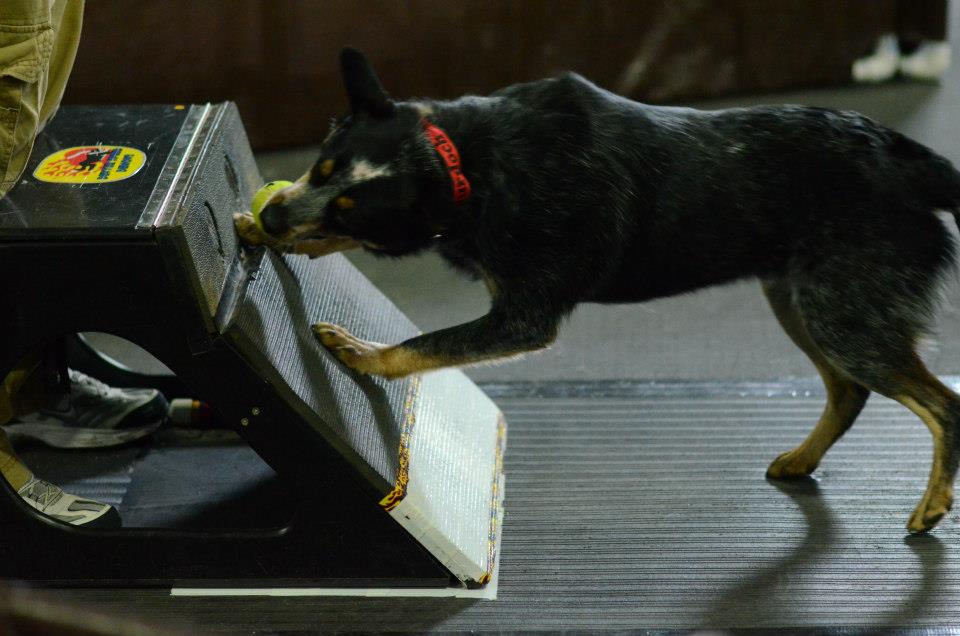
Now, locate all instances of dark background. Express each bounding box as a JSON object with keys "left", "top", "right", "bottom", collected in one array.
[{"left": 62, "top": 0, "right": 946, "bottom": 149}]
